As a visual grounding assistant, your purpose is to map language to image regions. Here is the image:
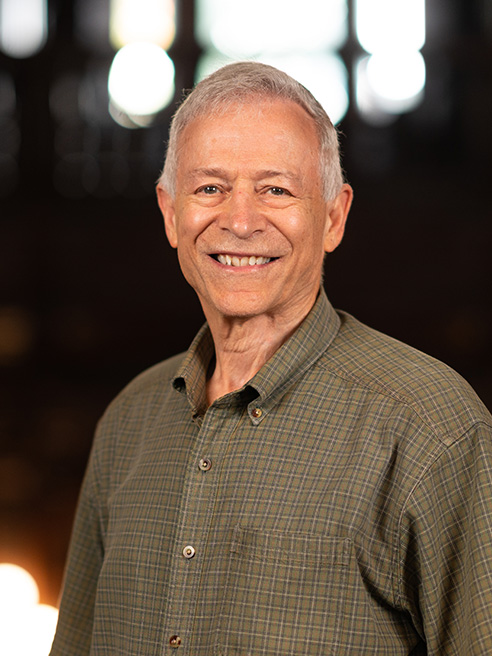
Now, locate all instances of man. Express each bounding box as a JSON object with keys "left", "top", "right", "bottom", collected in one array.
[{"left": 50, "top": 62, "right": 492, "bottom": 655}]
